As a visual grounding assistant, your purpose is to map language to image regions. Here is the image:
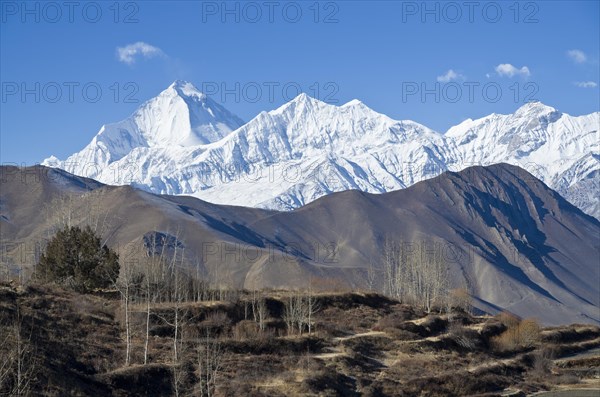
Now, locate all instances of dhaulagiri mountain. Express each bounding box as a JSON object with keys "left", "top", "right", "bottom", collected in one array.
[
  {"left": 43, "top": 81, "right": 600, "bottom": 218},
  {"left": 1, "top": 164, "right": 599, "bottom": 326}
]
